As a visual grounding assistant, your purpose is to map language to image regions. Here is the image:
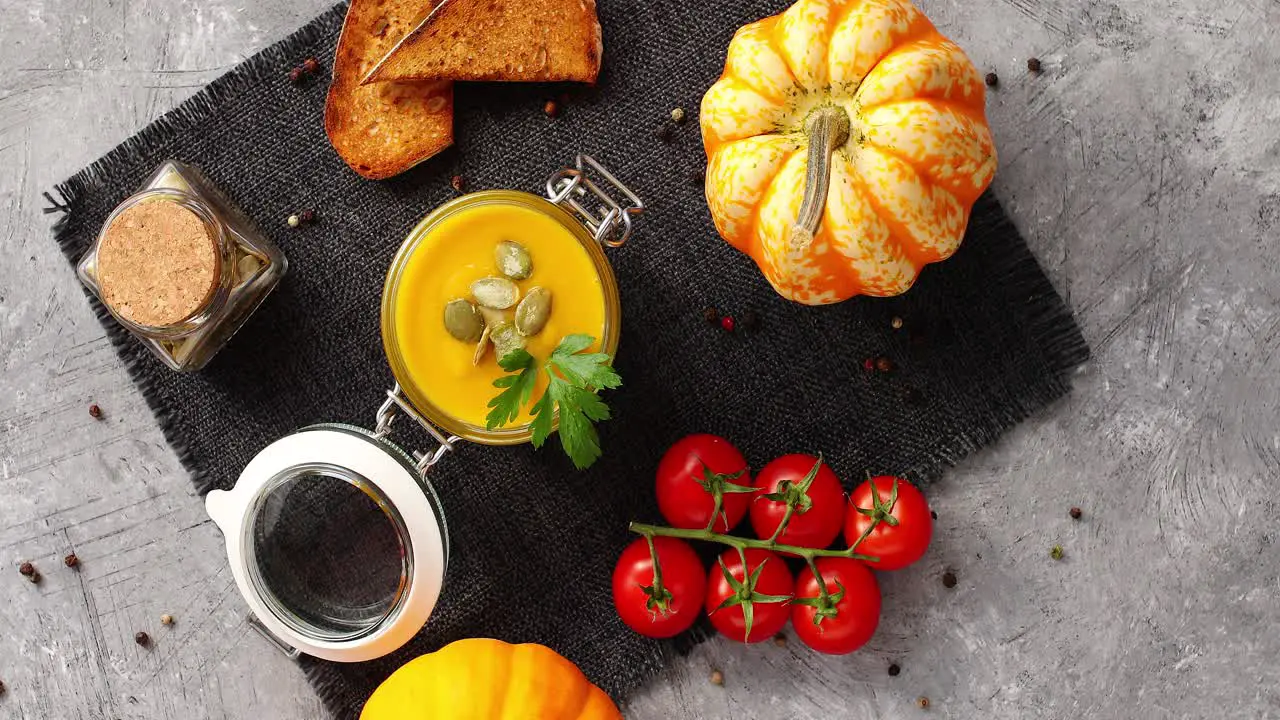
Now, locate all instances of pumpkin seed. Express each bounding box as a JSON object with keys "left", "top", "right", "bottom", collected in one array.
[
  {"left": 444, "top": 299, "right": 484, "bottom": 342},
  {"left": 471, "top": 277, "right": 520, "bottom": 309},
  {"left": 472, "top": 325, "right": 492, "bottom": 366},
  {"left": 478, "top": 306, "right": 509, "bottom": 328},
  {"left": 515, "top": 286, "right": 553, "bottom": 337},
  {"left": 495, "top": 240, "right": 533, "bottom": 280},
  {"left": 490, "top": 322, "right": 526, "bottom": 361}
]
